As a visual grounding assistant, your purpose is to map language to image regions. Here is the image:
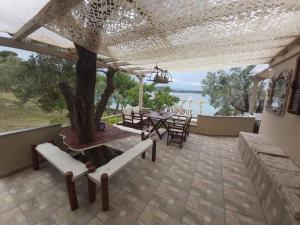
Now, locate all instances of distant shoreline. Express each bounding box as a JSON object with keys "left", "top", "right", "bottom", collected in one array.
[
  {"left": 171, "top": 89, "right": 203, "bottom": 94},
  {"left": 155, "top": 86, "right": 202, "bottom": 94}
]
